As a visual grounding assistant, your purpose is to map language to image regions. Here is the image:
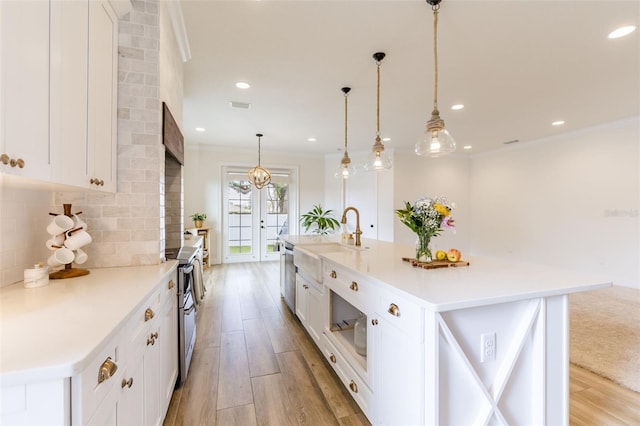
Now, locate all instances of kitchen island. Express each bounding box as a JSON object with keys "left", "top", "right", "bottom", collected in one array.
[
  {"left": 0, "top": 262, "right": 178, "bottom": 425},
  {"left": 286, "top": 236, "right": 611, "bottom": 425}
]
